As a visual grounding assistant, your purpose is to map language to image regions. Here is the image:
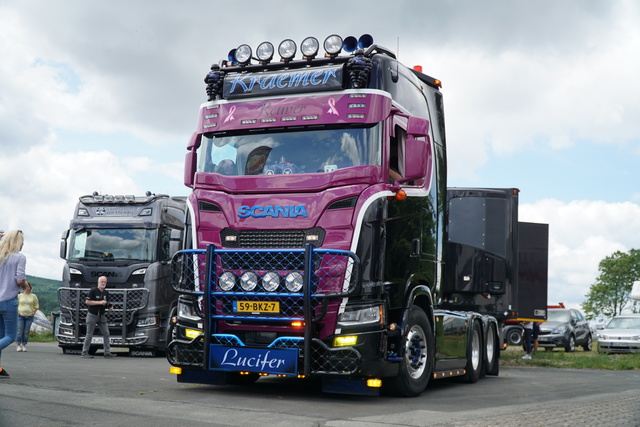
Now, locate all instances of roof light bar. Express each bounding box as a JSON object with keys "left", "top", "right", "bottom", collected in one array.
[
  {"left": 301, "top": 37, "right": 319, "bottom": 59},
  {"left": 256, "top": 41, "right": 274, "bottom": 63},
  {"left": 234, "top": 44, "right": 252, "bottom": 65},
  {"left": 323, "top": 34, "right": 343, "bottom": 57}
]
